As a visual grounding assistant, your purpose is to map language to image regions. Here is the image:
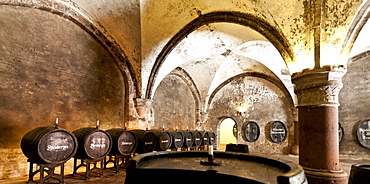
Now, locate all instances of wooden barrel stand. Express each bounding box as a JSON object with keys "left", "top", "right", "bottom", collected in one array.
[
  {"left": 73, "top": 158, "right": 104, "bottom": 180},
  {"left": 27, "top": 159, "right": 64, "bottom": 184},
  {"left": 104, "top": 154, "right": 131, "bottom": 173}
]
